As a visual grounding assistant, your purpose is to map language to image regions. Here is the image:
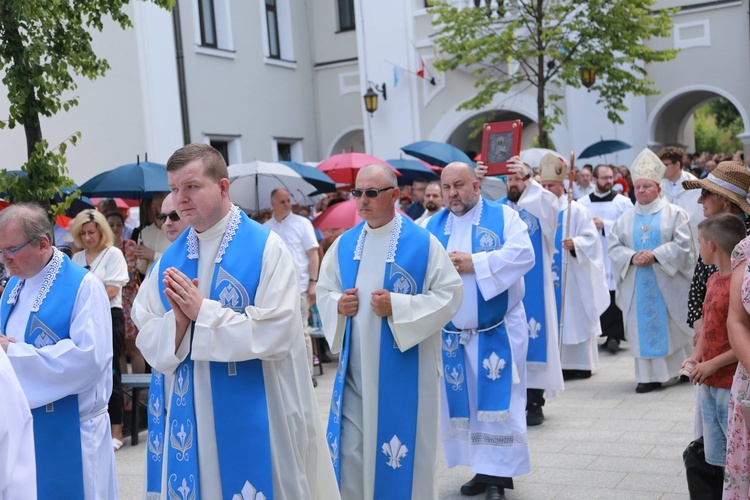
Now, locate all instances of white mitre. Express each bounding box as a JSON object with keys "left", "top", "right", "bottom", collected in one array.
[{"left": 631, "top": 148, "right": 666, "bottom": 184}]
